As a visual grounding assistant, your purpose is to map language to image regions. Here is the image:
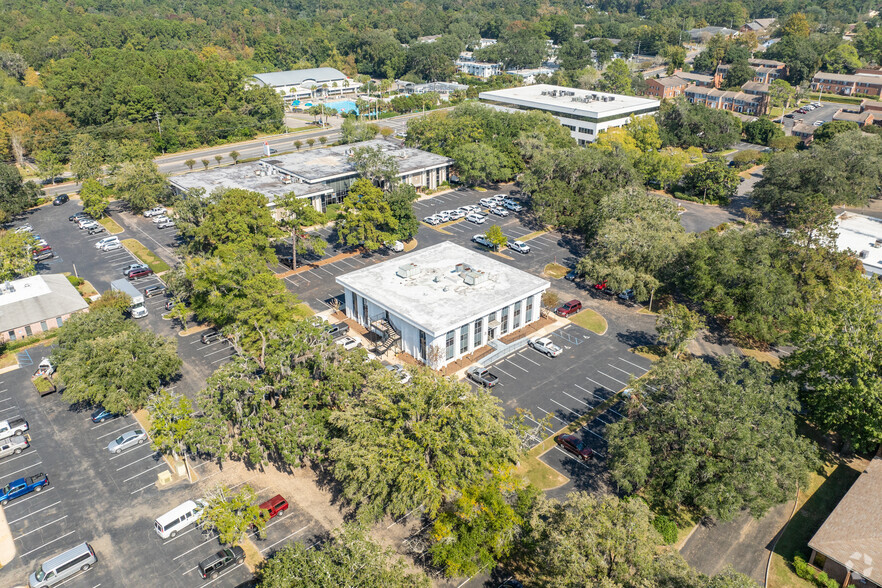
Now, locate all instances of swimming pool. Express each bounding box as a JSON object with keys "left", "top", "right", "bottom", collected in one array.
[{"left": 323, "top": 100, "right": 359, "bottom": 115}]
